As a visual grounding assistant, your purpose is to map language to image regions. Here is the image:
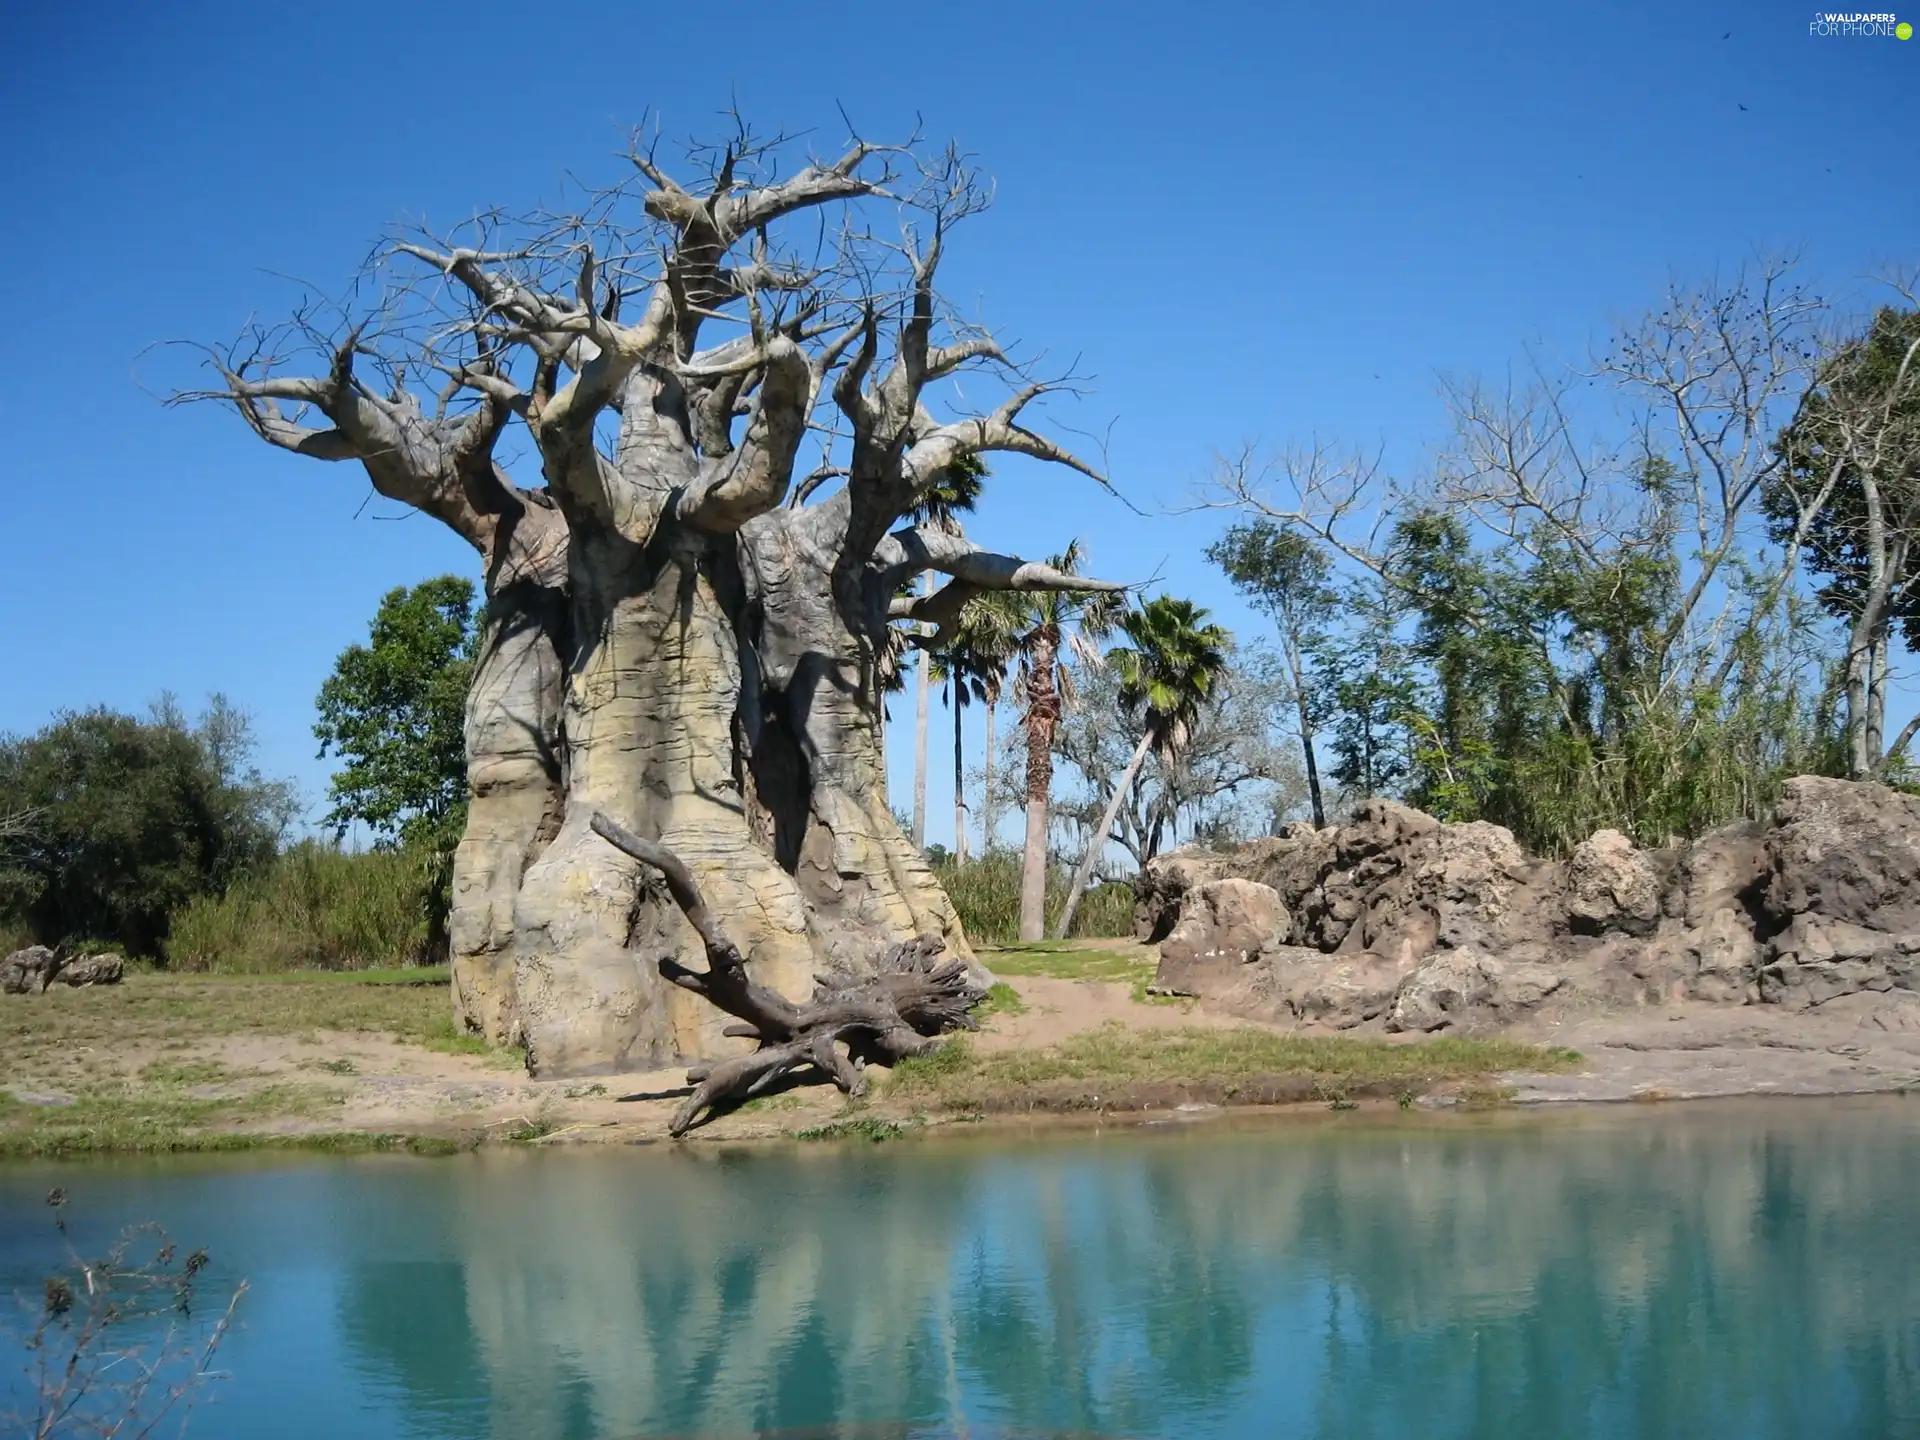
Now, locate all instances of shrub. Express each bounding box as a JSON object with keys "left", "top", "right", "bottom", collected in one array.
[{"left": 165, "top": 841, "right": 432, "bottom": 973}]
